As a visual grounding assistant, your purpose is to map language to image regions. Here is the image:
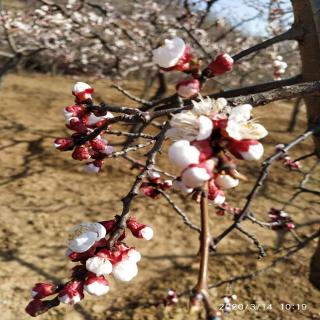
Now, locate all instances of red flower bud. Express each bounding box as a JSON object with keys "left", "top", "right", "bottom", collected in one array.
[
  {"left": 67, "top": 246, "right": 96, "bottom": 262},
  {"left": 64, "top": 105, "right": 86, "bottom": 119},
  {"left": 126, "top": 217, "right": 154, "bottom": 240},
  {"left": 67, "top": 118, "right": 88, "bottom": 134},
  {"left": 31, "top": 282, "right": 58, "bottom": 299},
  {"left": 54, "top": 137, "right": 74, "bottom": 151},
  {"left": 90, "top": 139, "right": 106, "bottom": 152},
  {"left": 72, "top": 146, "right": 91, "bottom": 160},
  {"left": 25, "top": 299, "right": 49, "bottom": 317},
  {"left": 141, "top": 186, "right": 160, "bottom": 199},
  {"left": 207, "top": 53, "right": 234, "bottom": 76}
]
